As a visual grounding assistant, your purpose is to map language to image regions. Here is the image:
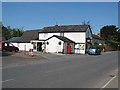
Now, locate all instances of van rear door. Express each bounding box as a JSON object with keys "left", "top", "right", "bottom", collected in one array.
[{"left": 8, "top": 43, "right": 15, "bottom": 51}]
